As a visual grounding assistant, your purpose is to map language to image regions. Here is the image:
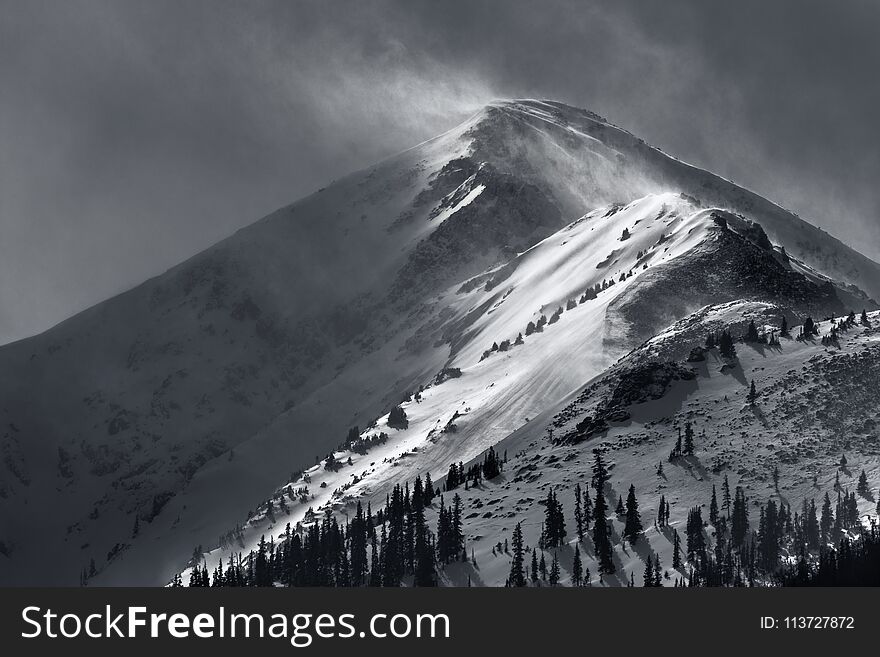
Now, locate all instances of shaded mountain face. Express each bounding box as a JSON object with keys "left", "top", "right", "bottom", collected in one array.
[{"left": 1, "top": 100, "right": 878, "bottom": 585}]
